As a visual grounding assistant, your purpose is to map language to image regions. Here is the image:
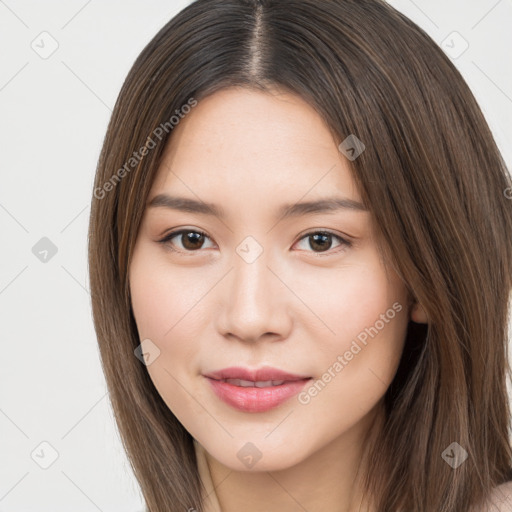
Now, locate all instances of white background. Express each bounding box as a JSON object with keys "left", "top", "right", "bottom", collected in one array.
[{"left": 0, "top": 0, "right": 511, "bottom": 510}]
